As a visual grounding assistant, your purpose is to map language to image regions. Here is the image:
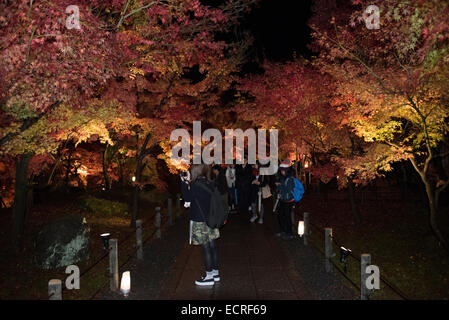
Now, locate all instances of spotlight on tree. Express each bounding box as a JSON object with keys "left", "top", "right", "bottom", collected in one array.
[
  {"left": 100, "top": 233, "right": 110, "bottom": 250},
  {"left": 340, "top": 246, "right": 352, "bottom": 273}
]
